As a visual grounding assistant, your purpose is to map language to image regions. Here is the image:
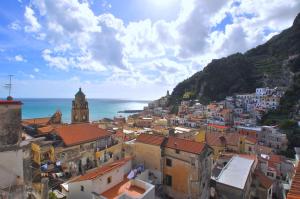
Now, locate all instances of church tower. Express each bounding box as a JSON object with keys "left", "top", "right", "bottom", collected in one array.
[{"left": 71, "top": 88, "right": 89, "bottom": 123}]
